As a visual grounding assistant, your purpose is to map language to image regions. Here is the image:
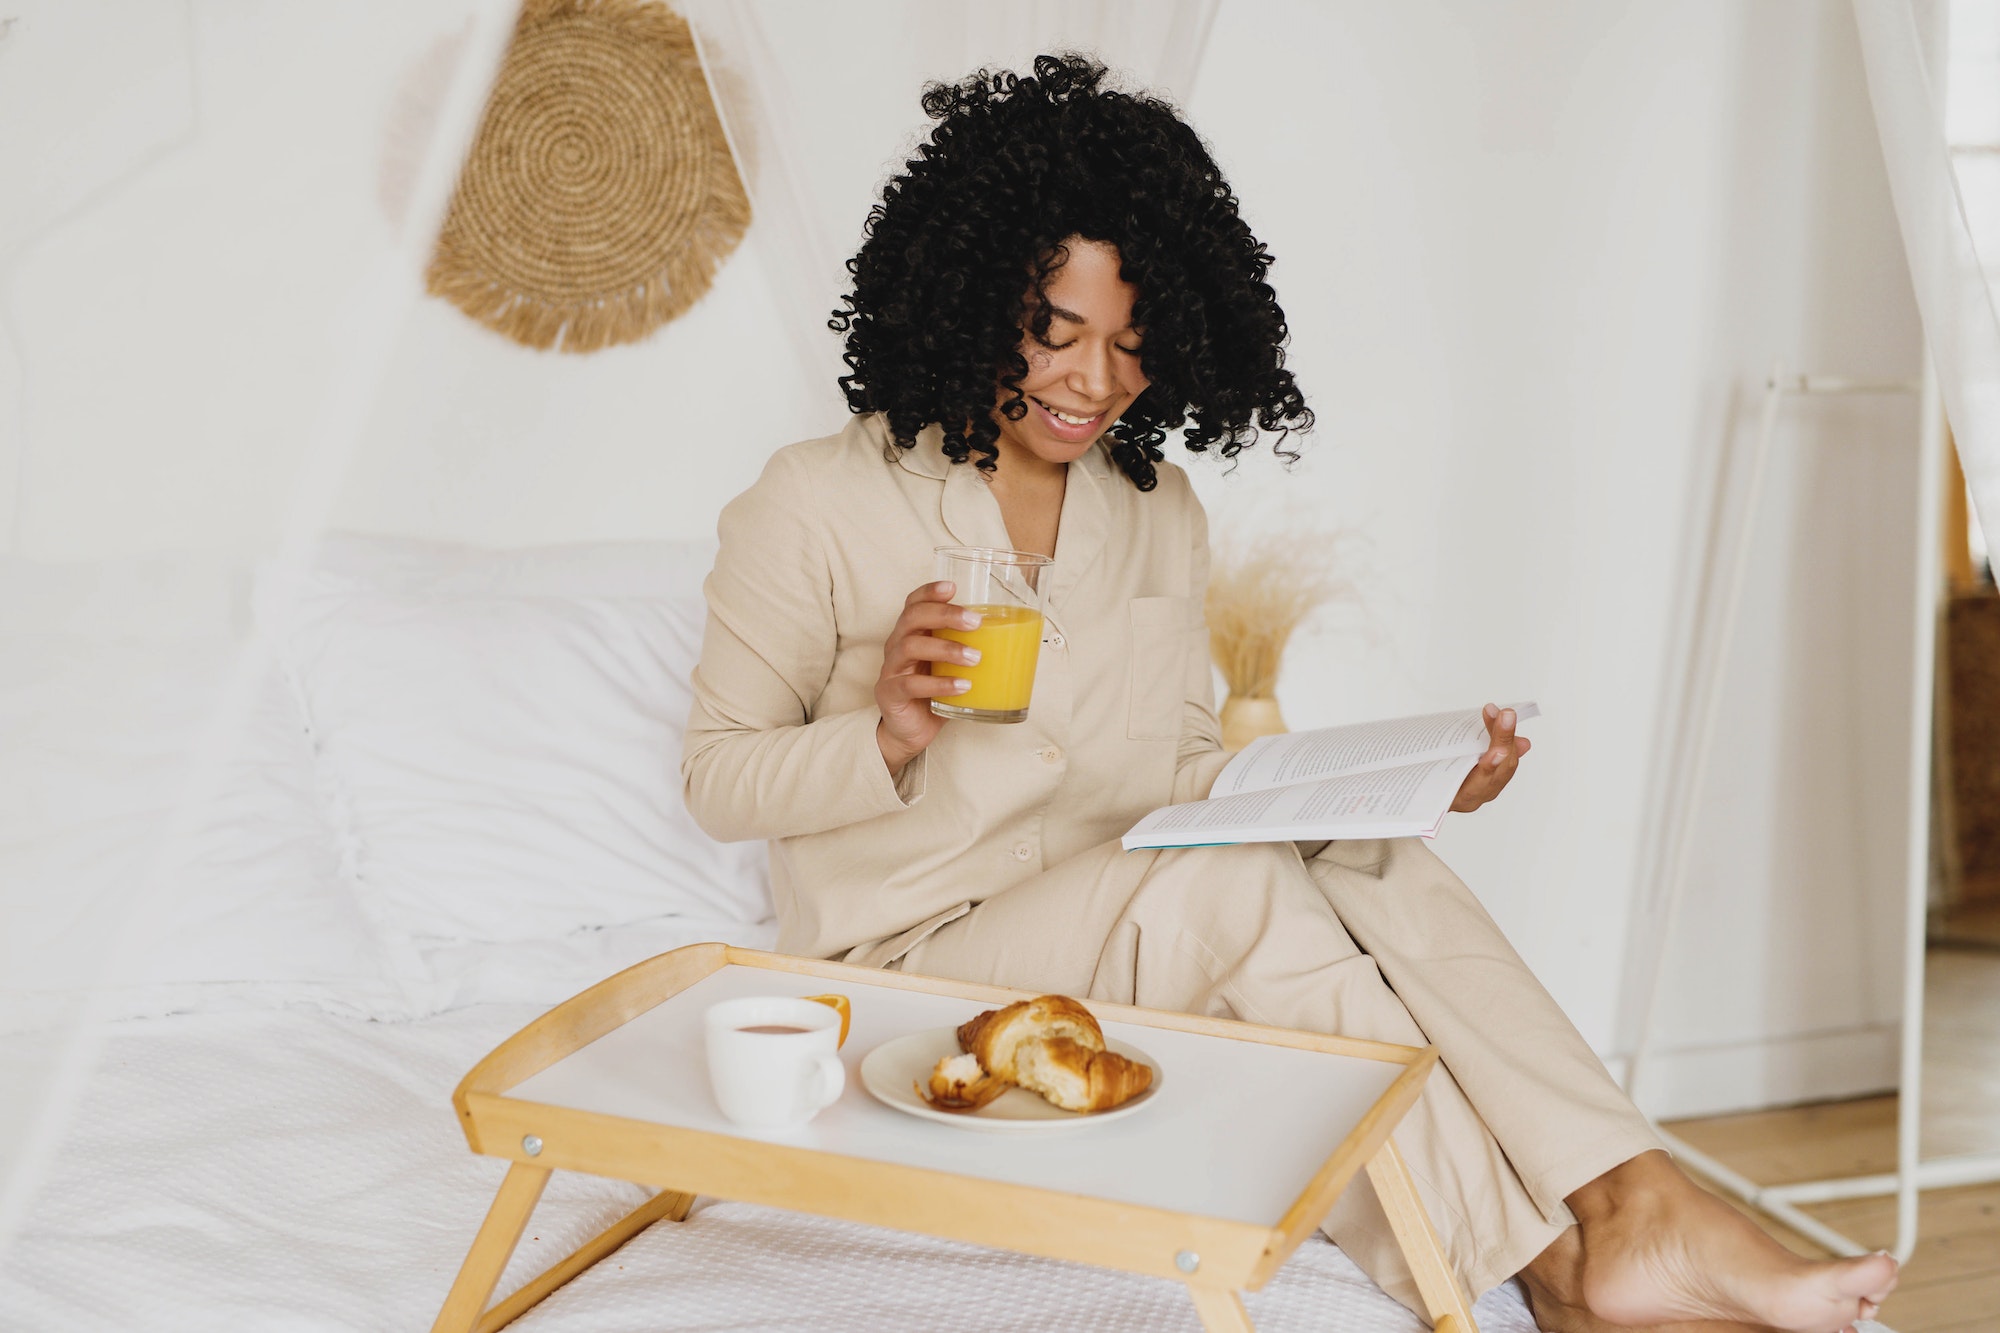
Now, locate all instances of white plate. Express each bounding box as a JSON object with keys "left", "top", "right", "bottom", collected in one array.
[{"left": 858, "top": 1027, "right": 1162, "bottom": 1133}]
